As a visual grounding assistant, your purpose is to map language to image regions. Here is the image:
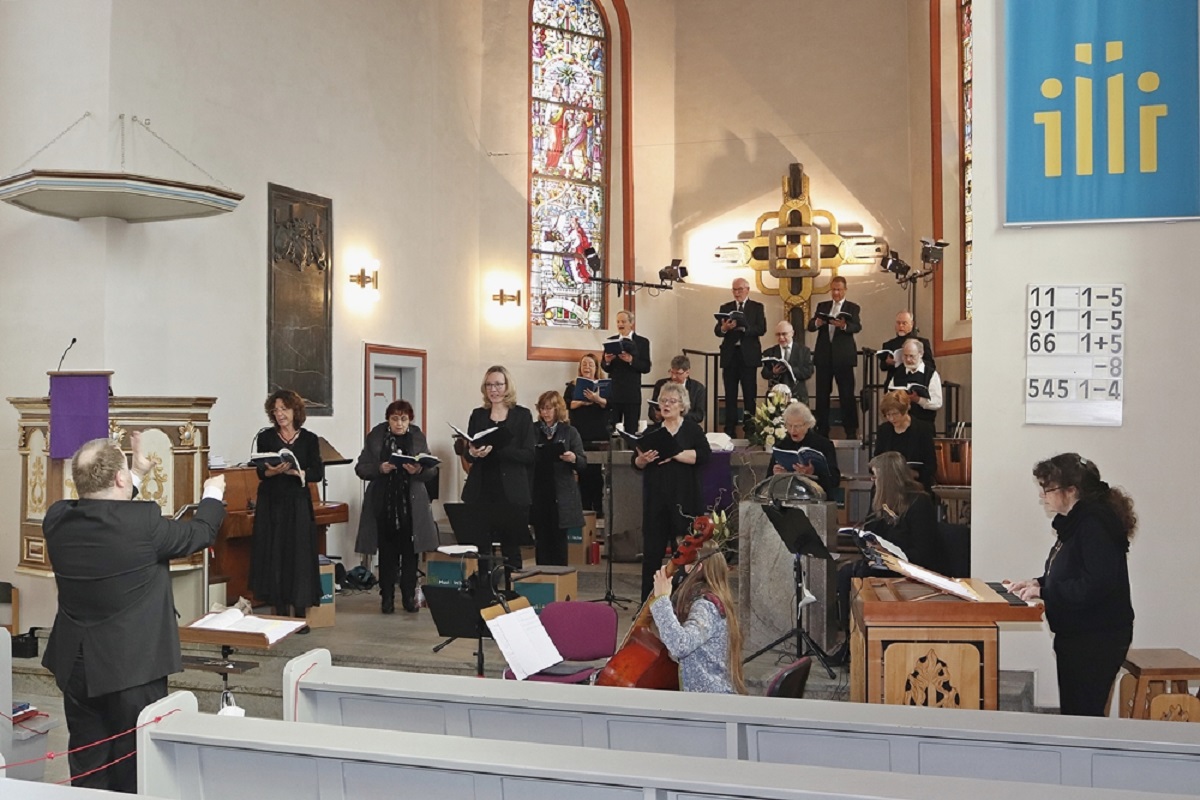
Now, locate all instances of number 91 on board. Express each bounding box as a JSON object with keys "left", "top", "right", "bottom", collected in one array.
[{"left": 1025, "top": 283, "right": 1124, "bottom": 426}]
